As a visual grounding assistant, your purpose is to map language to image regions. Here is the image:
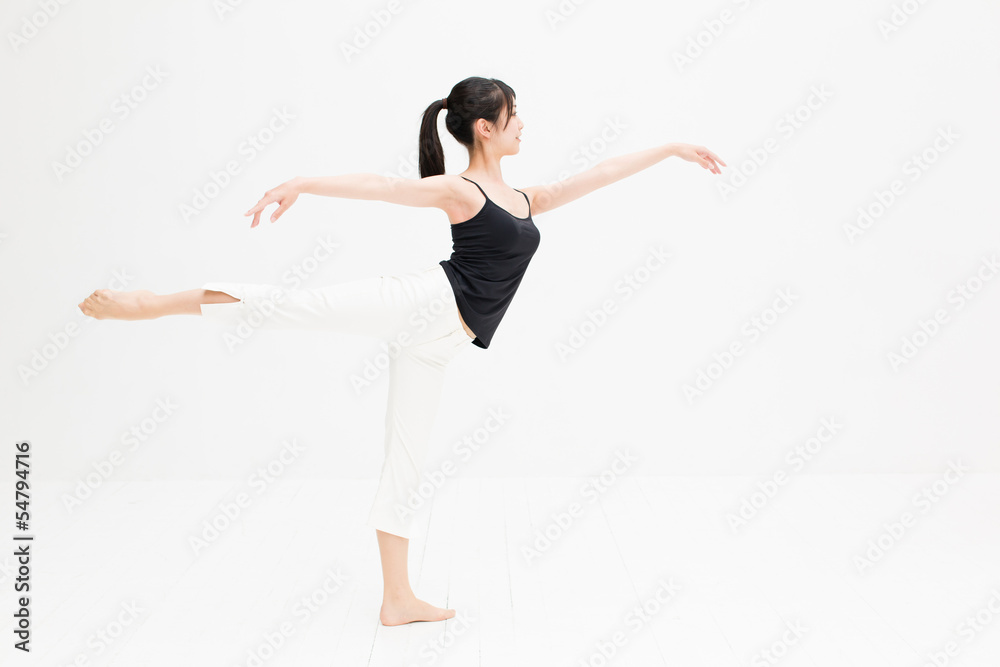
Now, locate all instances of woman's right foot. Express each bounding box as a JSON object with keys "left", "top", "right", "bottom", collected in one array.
[{"left": 79, "top": 289, "right": 156, "bottom": 320}]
